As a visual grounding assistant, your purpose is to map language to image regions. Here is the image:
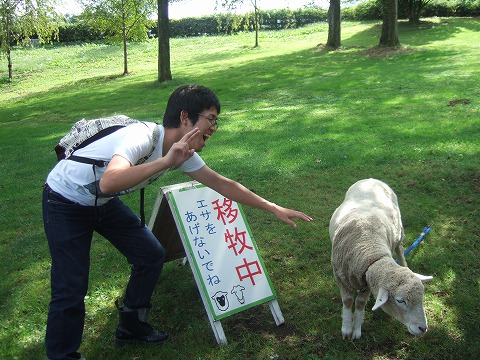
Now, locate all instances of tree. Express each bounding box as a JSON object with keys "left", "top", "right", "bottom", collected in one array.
[
  {"left": 218, "top": 0, "right": 261, "bottom": 47},
  {"left": 252, "top": 0, "right": 259, "bottom": 47},
  {"left": 379, "top": 0, "right": 399, "bottom": 47},
  {"left": 0, "top": 0, "right": 59, "bottom": 81},
  {"left": 400, "top": 0, "right": 430, "bottom": 22},
  {"left": 326, "top": 0, "right": 341, "bottom": 49},
  {"left": 81, "top": 0, "right": 156, "bottom": 75},
  {"left": 157, "top": 0, "right": 171, "bottom": 82},
  {"left": 157, "top": 0, "right": 186, "bottom": 83}
]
